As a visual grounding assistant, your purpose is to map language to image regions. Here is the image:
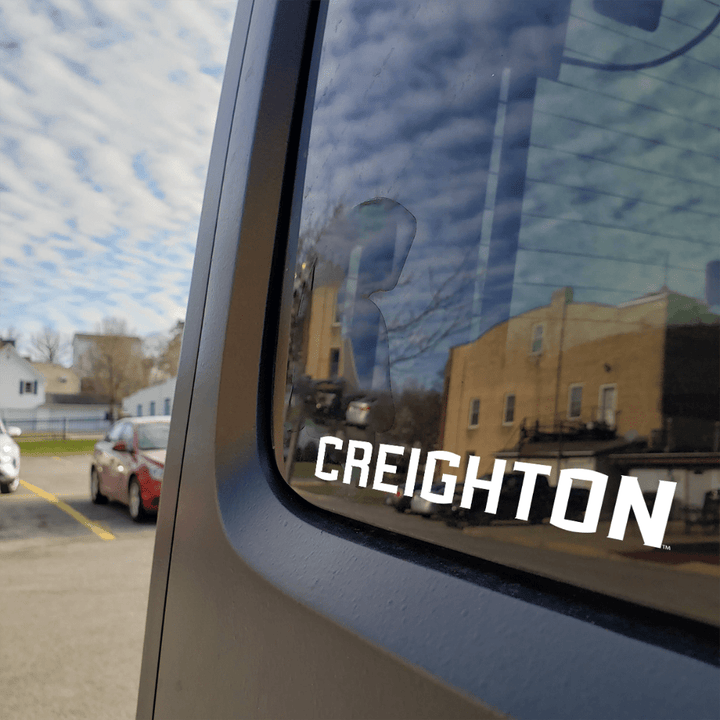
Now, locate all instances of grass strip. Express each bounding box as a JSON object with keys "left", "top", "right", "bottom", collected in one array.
[{"left": 17, "top": 438, "right": 97, "bottom": 456}]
